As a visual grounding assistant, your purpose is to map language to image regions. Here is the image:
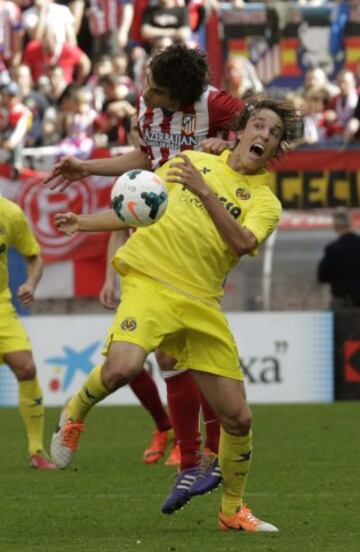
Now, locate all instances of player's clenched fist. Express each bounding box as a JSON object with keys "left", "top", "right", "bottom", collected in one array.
[
  {"left": 17, "top": 283, "right": 35, "bottom": 307},
  {"left": 54, "top": 212, "right": 80, "bottom": 235}
]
